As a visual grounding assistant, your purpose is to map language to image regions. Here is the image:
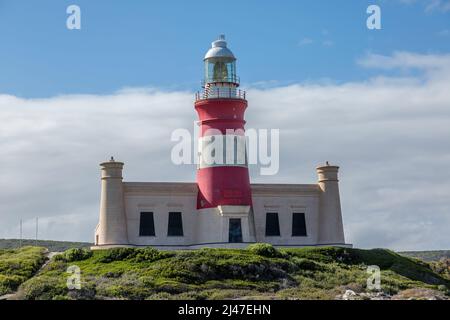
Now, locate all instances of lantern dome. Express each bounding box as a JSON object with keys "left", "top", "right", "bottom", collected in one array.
[{"left": 204, "top": 35, "right": 236, "bottom": 61}]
